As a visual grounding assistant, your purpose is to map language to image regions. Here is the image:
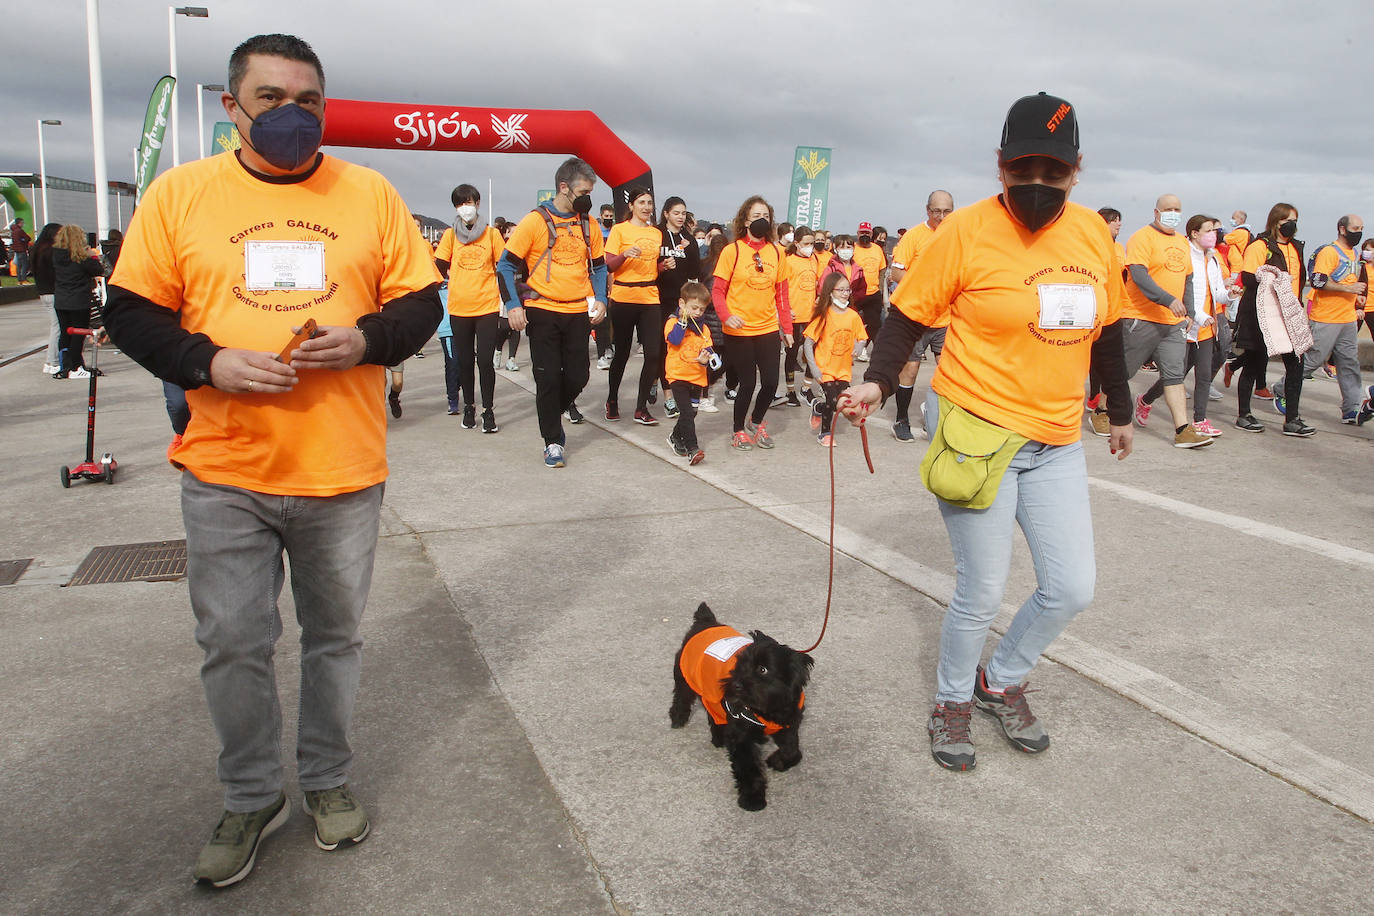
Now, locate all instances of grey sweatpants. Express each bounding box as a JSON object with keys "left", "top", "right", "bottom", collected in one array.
[{"left": 1301, "top": 319, "right": 1364, "bottom": 413}]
